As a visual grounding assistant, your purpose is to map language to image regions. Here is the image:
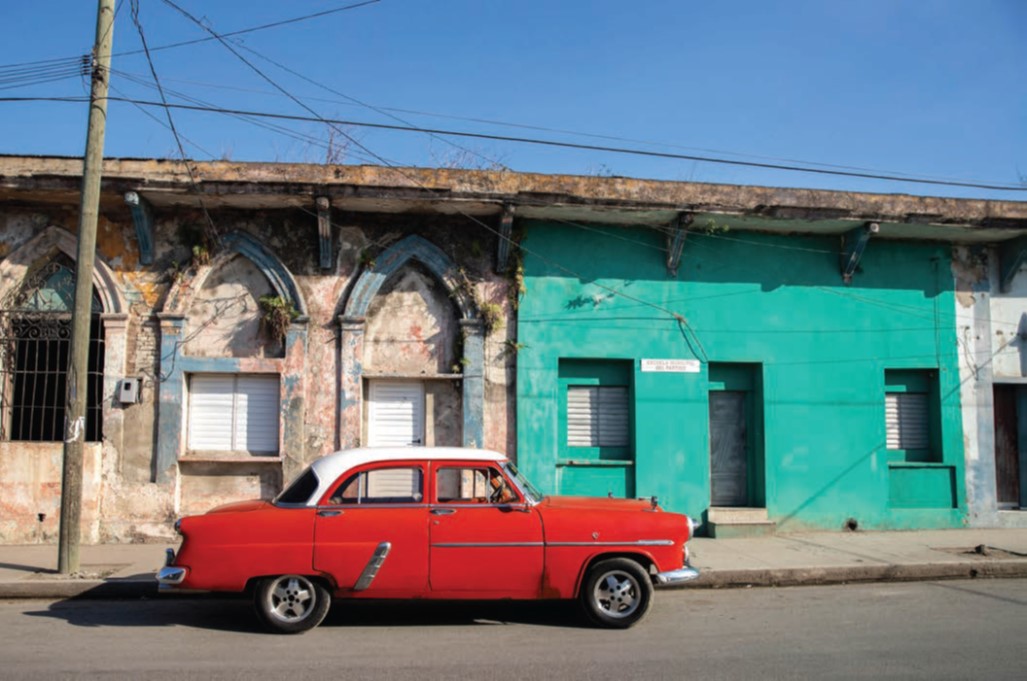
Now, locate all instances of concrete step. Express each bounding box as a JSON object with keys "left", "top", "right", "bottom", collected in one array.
[
  {"left": 707, "top": 507, "right": 776, "bottom": 539},
  {"left": 708, "top": 507, "right": 770, "bottom": 524}
]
